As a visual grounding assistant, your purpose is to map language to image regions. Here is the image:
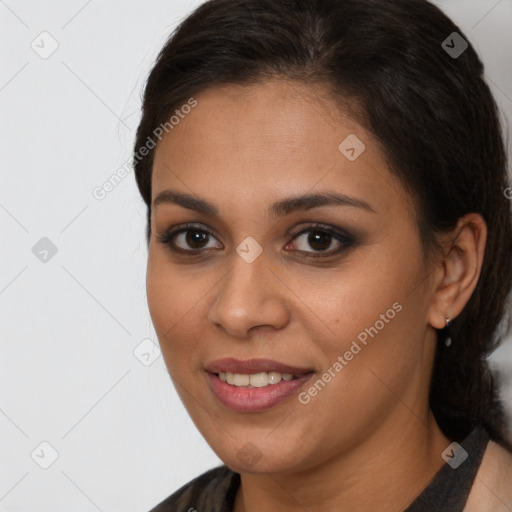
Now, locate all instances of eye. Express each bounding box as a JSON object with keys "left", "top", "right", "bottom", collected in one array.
[
  {"left": 286, "top": 224, "right": 355, "bottom": 257},
  {"left": 157, "top": 223, "right": 222, "bottom": 253},
  {"left": 158, "top": 222, "right": 355, "bottom": 258}
]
